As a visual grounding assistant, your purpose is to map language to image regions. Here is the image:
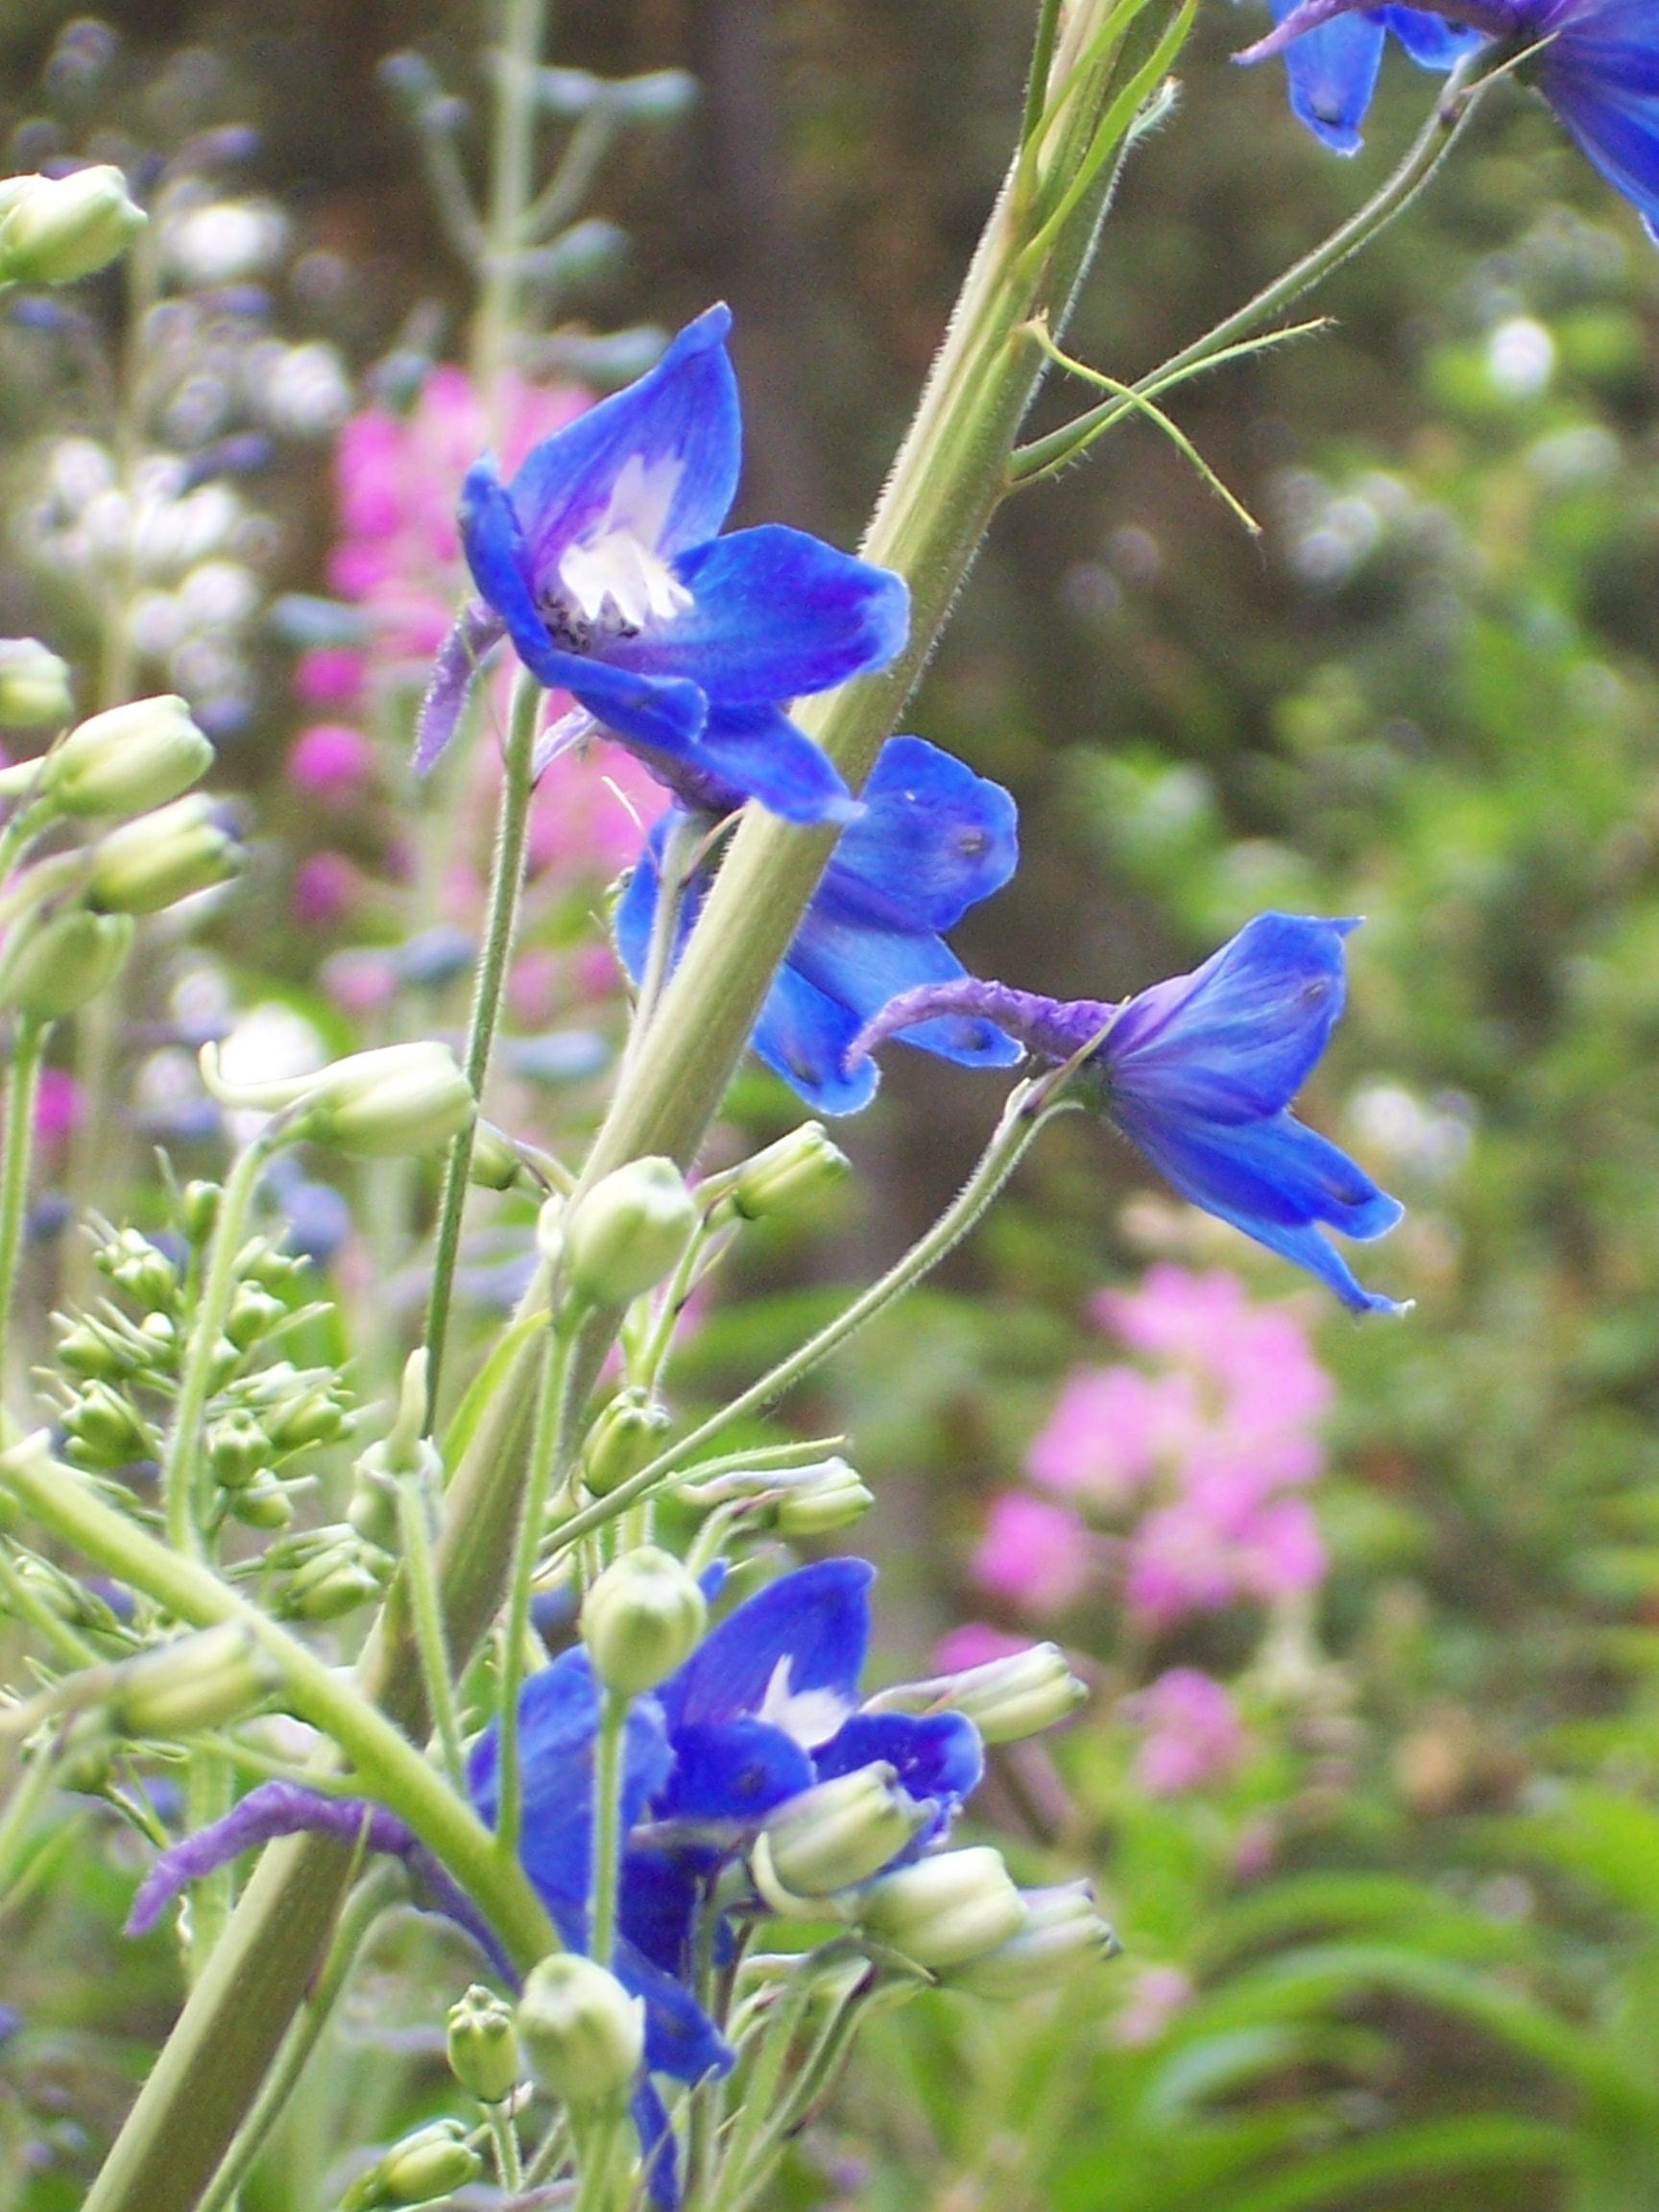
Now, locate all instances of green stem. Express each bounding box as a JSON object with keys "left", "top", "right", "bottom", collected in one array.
[
  {"left": 183, "top": 1748, "right": 234, "bottom": 1984},
  {"left": 0, "top": 1545, "right": 97, "bottom": 1671},
  {"left": 0, "top": 795, "right": 53, "bottom": 888},
  {"left": 486, "top": 2105, "right": 524, "bottom": 2194},
  {"left": 0, "top": 1435, "right": 558, "bottom": 1972},
  {"left": 588, "top": 1687, "right": 627, "bottom": 1965},
  {"left": 716, "top": 1964, "right": 821, "bottom": 2198},
  {"left": 421, "top": 666, "right": 541, "bottom": 1424},
  {"left": 617, "top": 811, "right": 705, "bottom": 1088},
  {"left": 0, "top": 1729, "right": 60, "bottom": 1903},
  {"left": 0, "top": 1016, "right": 46, "bottom": 1405},
  {"left": 493, "top": 1310, "right": 585, "bottom": 1865},
  {"left": 395, "top": 1474, "right": 467, "bottom": 1791},
  {"left": 472, "top": 0, "right": 549, "bottom": 409}
]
